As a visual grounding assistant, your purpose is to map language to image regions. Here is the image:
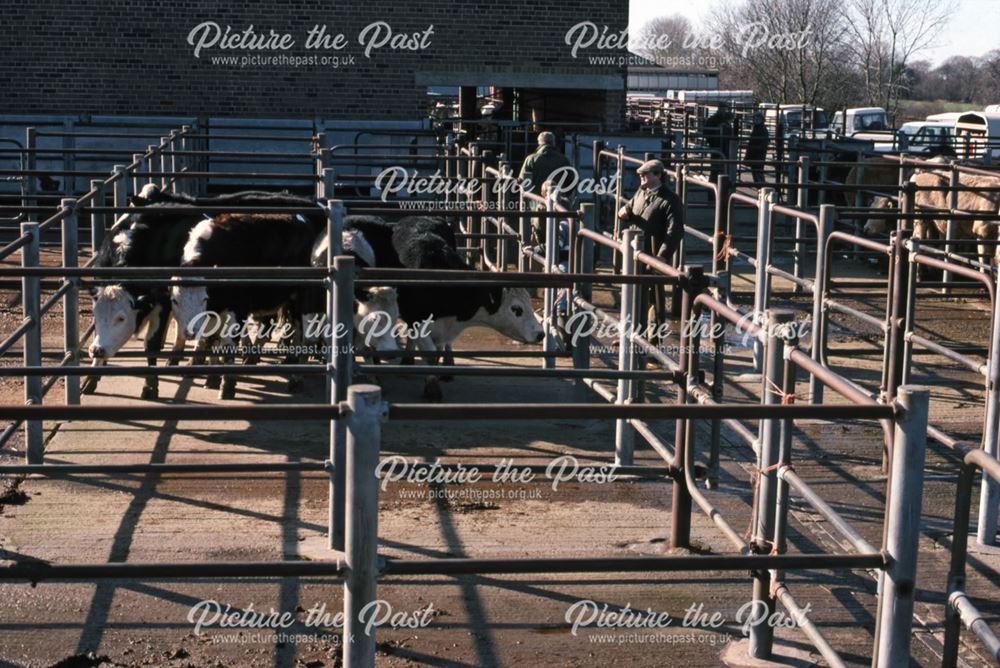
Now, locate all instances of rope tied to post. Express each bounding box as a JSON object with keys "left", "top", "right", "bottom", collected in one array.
[
  {"left": 764, "top": 376, "right": 795, "bottom": 405},
  {"left": 714, "top": 231, "right": 732, "bottom": 262}
]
